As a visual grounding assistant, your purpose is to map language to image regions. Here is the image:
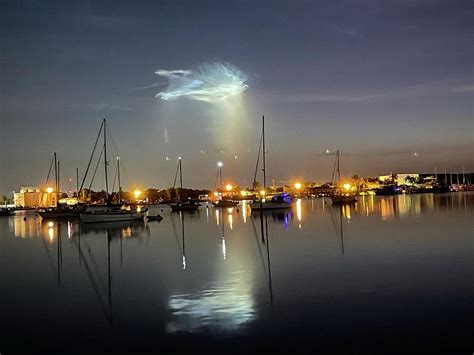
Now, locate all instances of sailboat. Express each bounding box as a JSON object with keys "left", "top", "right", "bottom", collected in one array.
[
  {"left": 330, "top": 150, "right": 357, "bottom": 205},
  {"left": 80, "top": 119, "right": 146, "bottom": 223},
  {"left": 169, "top": 157, "right": 201, "bottom": 212},
  {"left": 38, "top": 153, "right": 83, "bottom": 219},
  {"left": 212, "top": 162, "right": 239, "bottom": 208},
  {"left": 250, "top": 116, "right": 292, "bottom": 211}
]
